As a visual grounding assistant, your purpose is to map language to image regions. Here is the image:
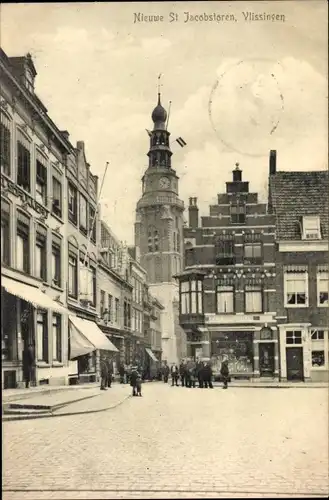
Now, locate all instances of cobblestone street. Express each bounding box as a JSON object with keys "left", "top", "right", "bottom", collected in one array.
[{"left": 3, "top": 384, "right": 328, "bottom": 499}]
